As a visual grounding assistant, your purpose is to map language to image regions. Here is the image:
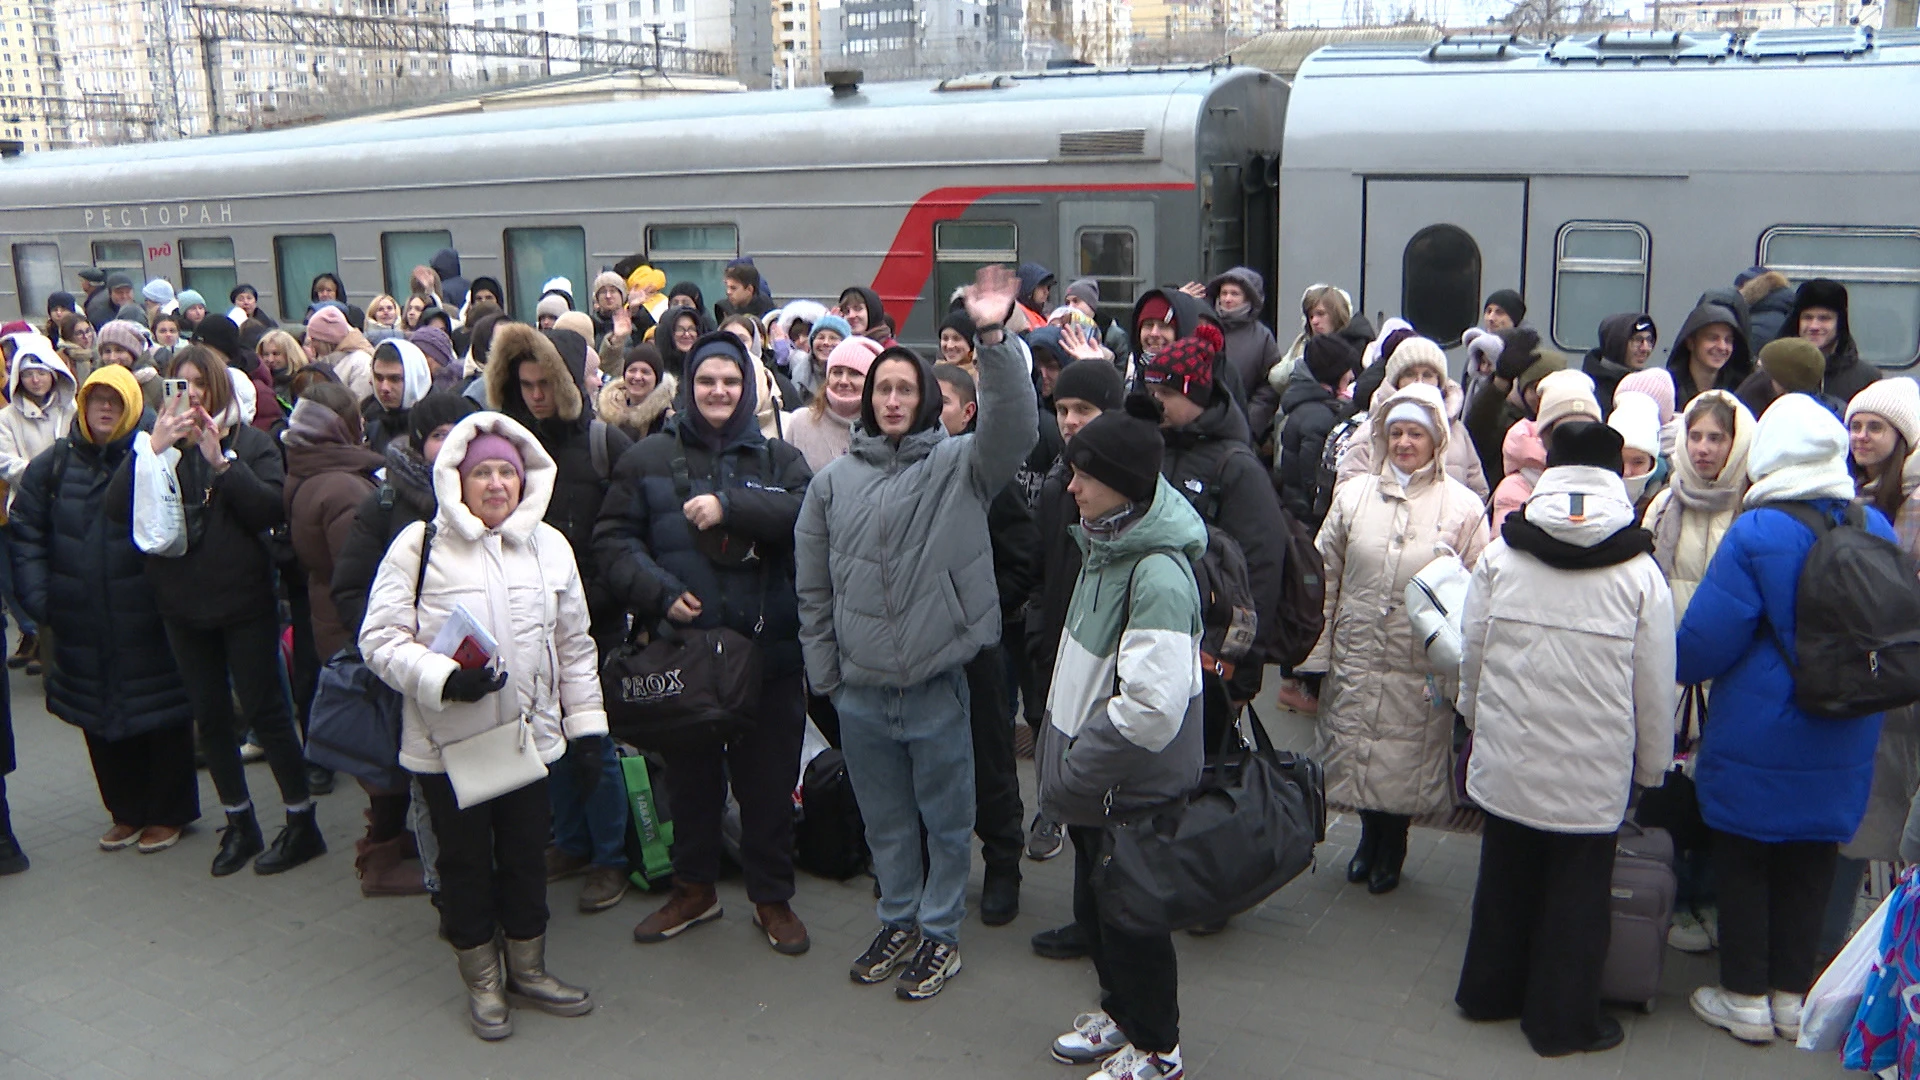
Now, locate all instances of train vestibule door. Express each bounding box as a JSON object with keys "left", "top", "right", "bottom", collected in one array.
[
  {"left": 1362, "top": 178, "right": 1527, "bottom": 349},
  {"left": 1059, "top": 201, "right": 1156, "bottom": 337}
]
